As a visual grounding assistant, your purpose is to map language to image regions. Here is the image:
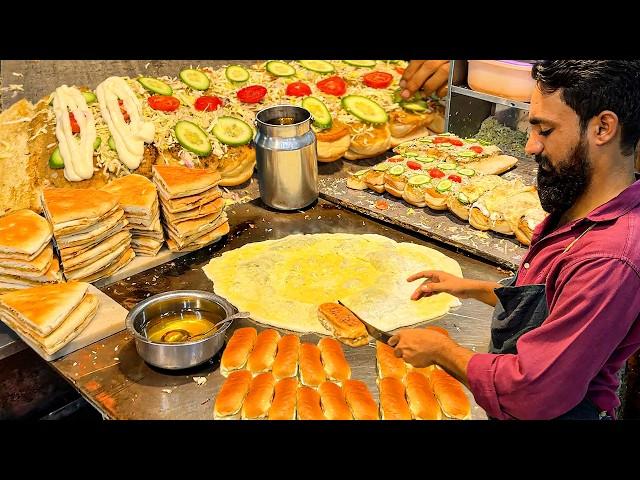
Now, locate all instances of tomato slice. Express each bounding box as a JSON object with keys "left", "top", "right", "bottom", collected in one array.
[
  {"left": 237, "top": 85, "right": 268, "bottom": 103},
  {"left": 395, "top": 66, "right": 406, "bottom": 75},
  {"left": 69, "top": 113, "right": 80, "bottom": 134},
  {"left": 374, "top": 199, "right": 389, "bottom": 210},
  {"left": 117, "top": 99, "right": 131, "bottom": 123},
  {"left": 286, "top": 82, "right": 312, "bottom": 97},
  {"left": 363, "top": 71, "right": 393, "bottom": 89},
  {"left": 433, "top": 136, "right": 464, "bottom": 147},
  {"left": 469, "top": 145, "right": 483, "bottom": 154},
  {"left": 387, "top": 157, "right": 403, "bottom": 163},
  {"left": 448, "top": 174, "right": 462, "bottom": 183},
  {"left": 406, "top": 161, "right": 422, "bottom": 170},
  {"left": 147, "top": 95, "right": 180, "bottom": 112},
  {"left": 316, "top": 76, "right": 347, "bottom": 96},
  {"left": 429, "top": 168, "right": 445, "bottom": 178},
  {"left": 194, "top": 95, "right": 223, "bottom": 112}
]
